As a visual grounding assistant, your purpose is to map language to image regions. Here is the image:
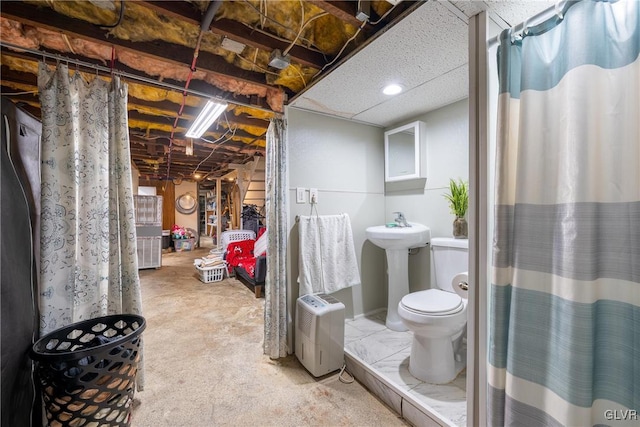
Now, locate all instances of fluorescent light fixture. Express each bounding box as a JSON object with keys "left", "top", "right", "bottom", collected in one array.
[
  {"left": 185, "top": 100, "right": 228, "bottom": 138},
  {"left": 383, "top": 84, "right": 403, "bottom": 95}
]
